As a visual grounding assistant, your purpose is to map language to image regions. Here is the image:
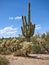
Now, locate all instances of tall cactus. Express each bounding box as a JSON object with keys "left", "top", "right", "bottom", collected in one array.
[{"left": 21, "top": 2, "right": 35, "bottom": 42}]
